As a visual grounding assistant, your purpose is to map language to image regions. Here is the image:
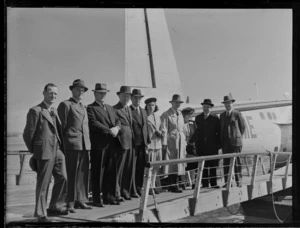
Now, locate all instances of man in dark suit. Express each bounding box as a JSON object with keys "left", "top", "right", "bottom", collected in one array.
[
  {"left": 220, "top": 94, "right": 246, "bottom": 187},
  {"left": 191, "top": 99, "right": 221, "bottom": 189},
  {"left": 130, "top": 89, "right": 150, "bottom": 197},
  {"left": 113, "top": 86, "right": 134, "bottom": 200},
  {"left": 87, "top": 83, "right": 122, "bottom": 206},
  {"left": 57, "top": 79, "right": 91, "bottom": 212},
  {"left": 23, "top": 83, "right": 68, "bottom": 222}
]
